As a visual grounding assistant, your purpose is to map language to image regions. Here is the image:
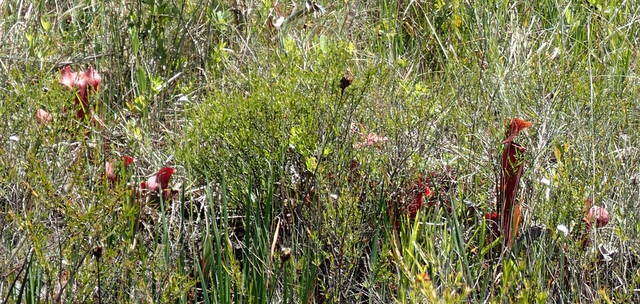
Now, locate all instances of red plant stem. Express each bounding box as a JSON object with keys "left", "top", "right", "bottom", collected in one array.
[{"left": 498, "top": 141, "right": 526, "bottom": 248}]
